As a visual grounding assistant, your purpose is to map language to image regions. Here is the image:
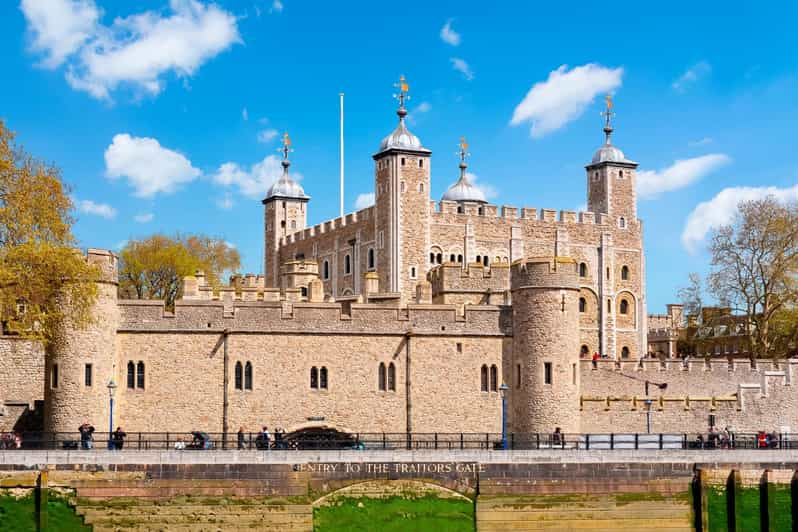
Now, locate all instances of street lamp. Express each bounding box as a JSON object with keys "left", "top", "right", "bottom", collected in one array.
[
  {"left": 643, "top": 380, "right": 667, "bottom": 434},
  {"left": 499, "top": 383, "right": 508, "bottom": 450},
  {"left": 107, "top": 378, "right": 117, "bottom": 450}
]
